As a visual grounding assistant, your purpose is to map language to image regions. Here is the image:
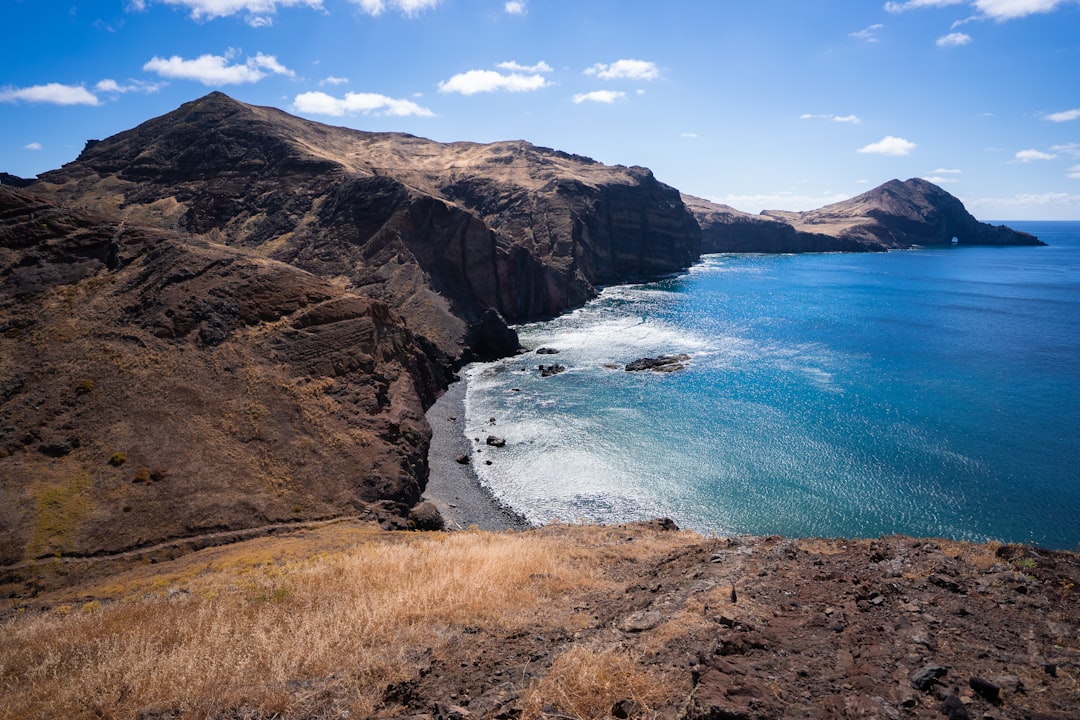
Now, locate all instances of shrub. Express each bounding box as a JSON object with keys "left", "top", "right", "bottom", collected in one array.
[
  {"left": 108, "top": 452, "right": 127, "bottom": 467},
  {"left": 75, "top": 379, "right": 95, "bottom": 395}
]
